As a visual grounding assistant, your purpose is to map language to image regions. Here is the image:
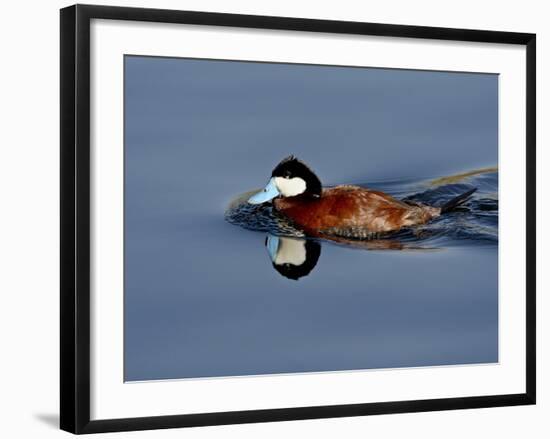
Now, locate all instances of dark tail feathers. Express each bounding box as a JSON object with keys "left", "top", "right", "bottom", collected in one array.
[{"left": 440, "top": 188, "right": 477, "bottom": 214}]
